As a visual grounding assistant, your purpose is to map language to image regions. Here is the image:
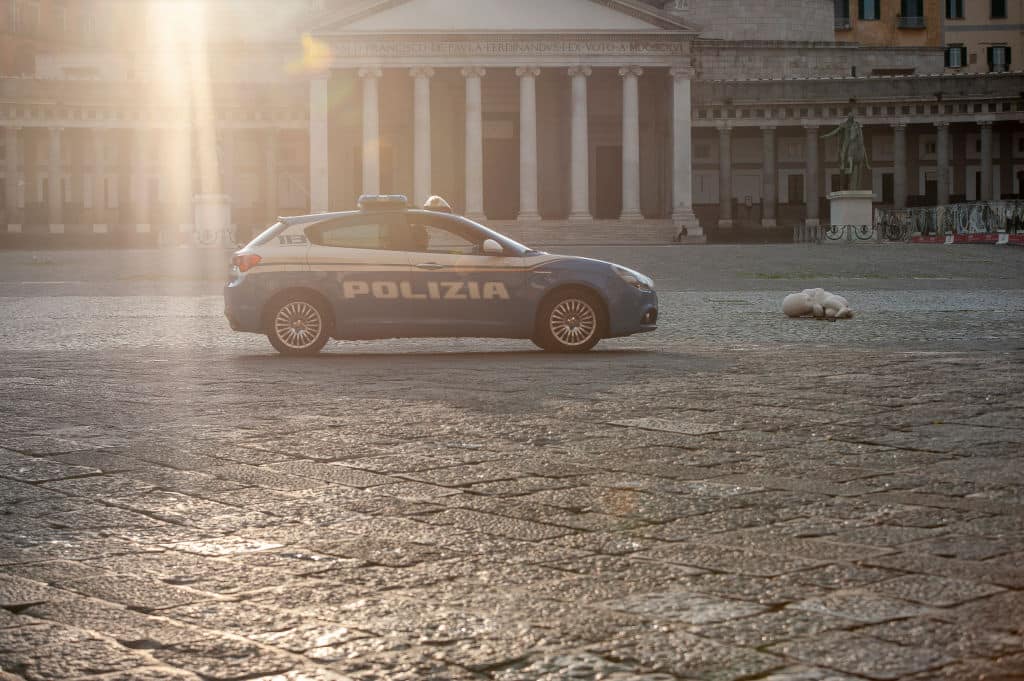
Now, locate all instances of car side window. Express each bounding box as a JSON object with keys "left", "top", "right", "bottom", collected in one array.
[
  {"left": 406, "top": 214, "right": 485, "bottom": 255},
  {"left": 306, "top": 214, "right": 411, "bottom": 251}
]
